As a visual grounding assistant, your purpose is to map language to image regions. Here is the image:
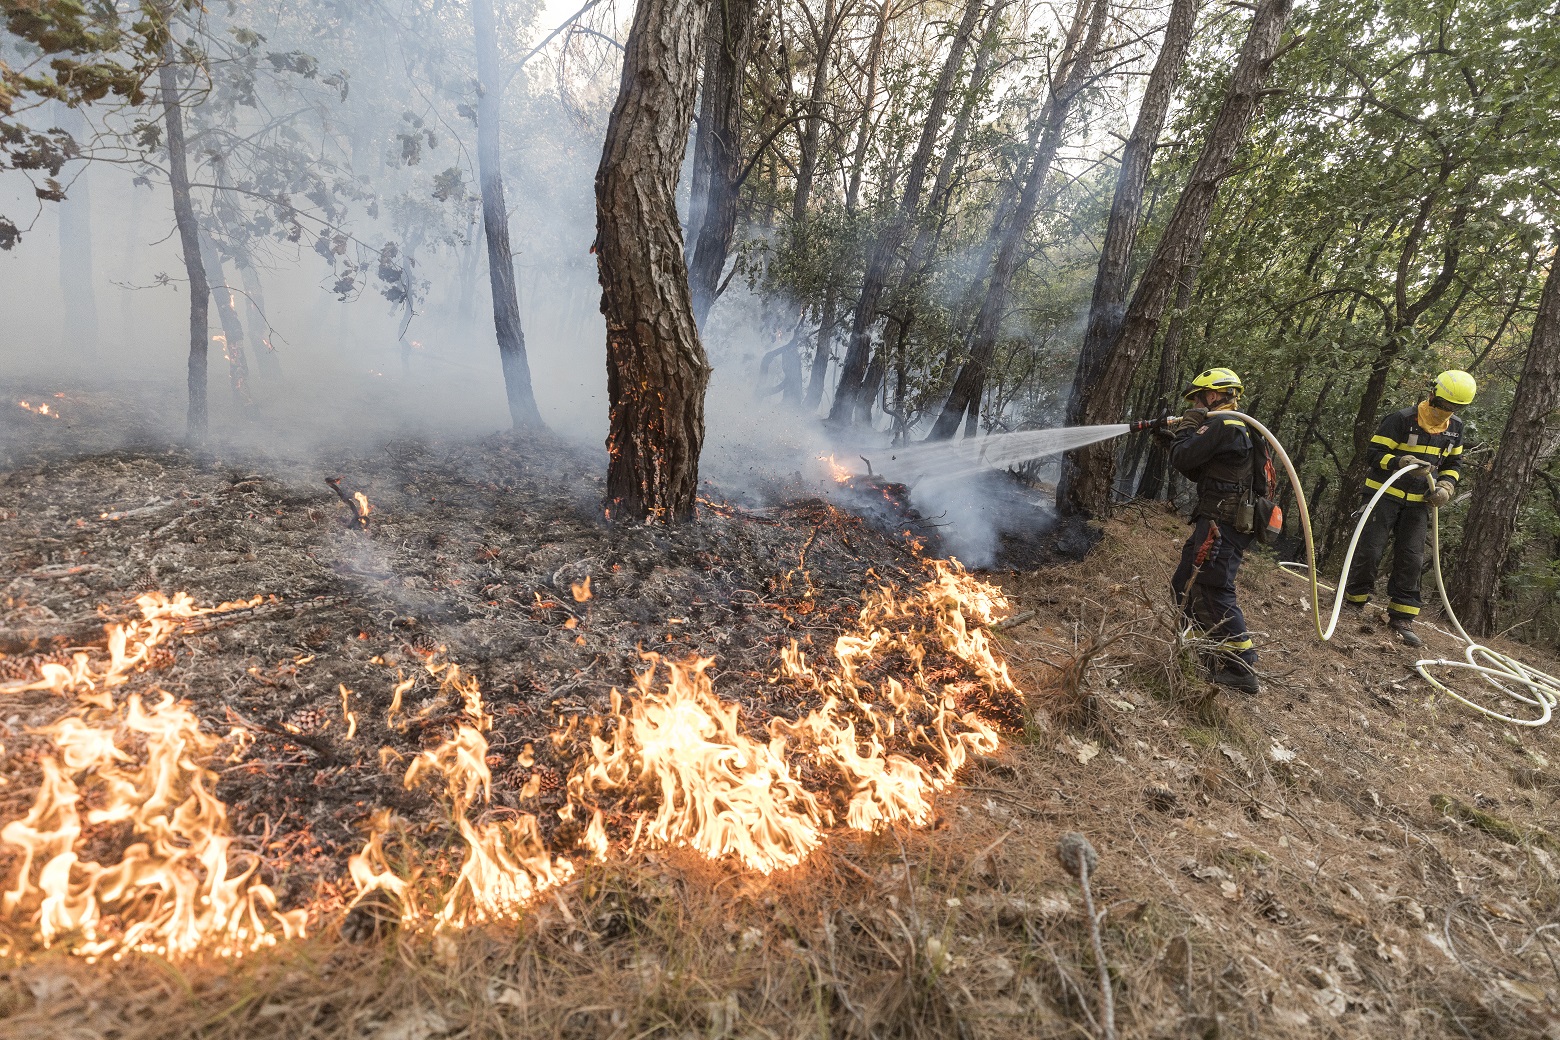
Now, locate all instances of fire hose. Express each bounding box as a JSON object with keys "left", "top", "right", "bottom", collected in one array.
[{"left": 1140, "top": 411, "right": 1560, "bottom": 726}]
